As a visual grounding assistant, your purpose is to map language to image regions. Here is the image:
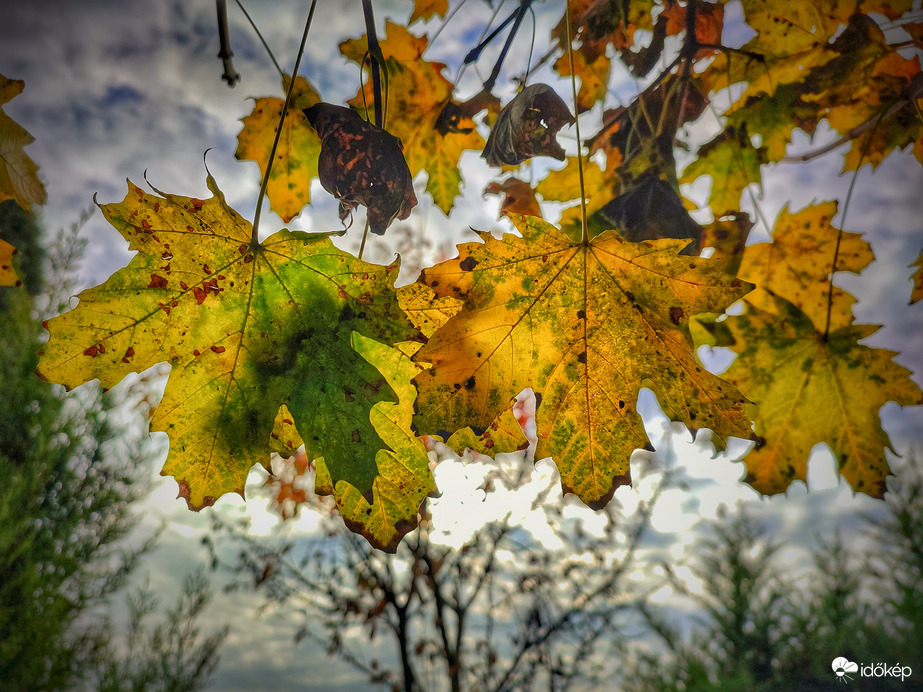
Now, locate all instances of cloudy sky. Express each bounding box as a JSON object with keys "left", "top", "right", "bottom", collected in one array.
[{"left": 2, "top": 0, "right": 923, "bottom": 689}]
